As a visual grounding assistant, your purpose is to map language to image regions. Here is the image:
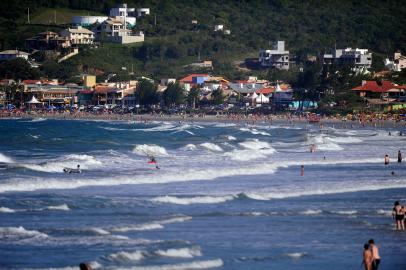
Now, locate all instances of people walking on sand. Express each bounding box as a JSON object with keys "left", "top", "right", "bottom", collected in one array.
[
  {"left": 384, "top": 154, "right": 390, "bottom": 165},
  {"left": 368, "top": 239, "right": 381, "bottom": 270},
  {"left": 362, "top": 243, "right": 373, "bottom": 270},
  {"left": 393, "top": 201, "right": 405, "bottom": 230},
  {"left": 398, "top": 150, "right": 402, "bottom": 163}
]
